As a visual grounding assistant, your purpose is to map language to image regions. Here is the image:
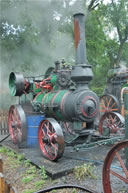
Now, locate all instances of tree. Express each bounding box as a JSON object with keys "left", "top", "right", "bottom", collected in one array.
[{"left": 100, "top": 0, "right": 128, "bottom": 67}]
